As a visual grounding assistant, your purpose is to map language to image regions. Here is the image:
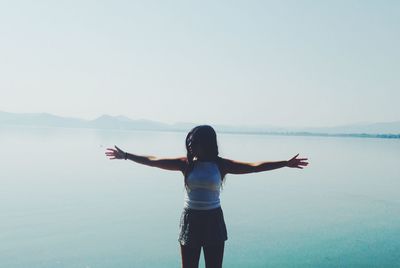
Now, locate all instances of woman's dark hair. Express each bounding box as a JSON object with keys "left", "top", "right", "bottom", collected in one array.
[{"left": 184, "top": 125, "right": 226, "bottom": 188}]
